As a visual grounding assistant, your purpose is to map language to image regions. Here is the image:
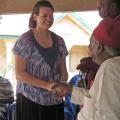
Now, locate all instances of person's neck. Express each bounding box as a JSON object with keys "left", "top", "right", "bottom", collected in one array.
[
  {"left": 34, "top": 27, "right": 50, "bottom": 36},
  {"left": 111, "top": 10, "right": 120, "bottom": 19},
  {"left": 98, "top": 52, "right": 112, "bottom": 65}
]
